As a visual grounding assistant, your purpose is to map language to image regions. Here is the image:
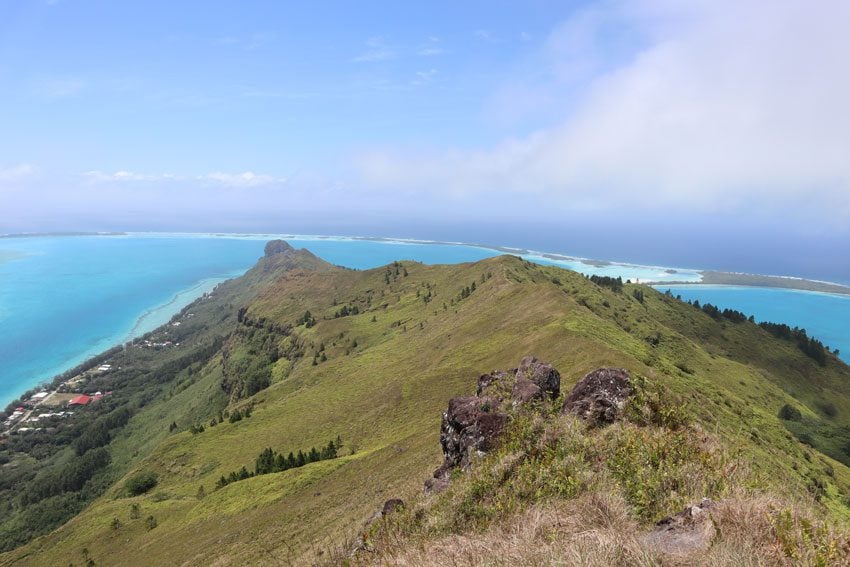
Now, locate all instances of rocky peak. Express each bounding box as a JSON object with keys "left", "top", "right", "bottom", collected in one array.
[{"left": 263, "top": 240, "right": 295, "bottom": 257}]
